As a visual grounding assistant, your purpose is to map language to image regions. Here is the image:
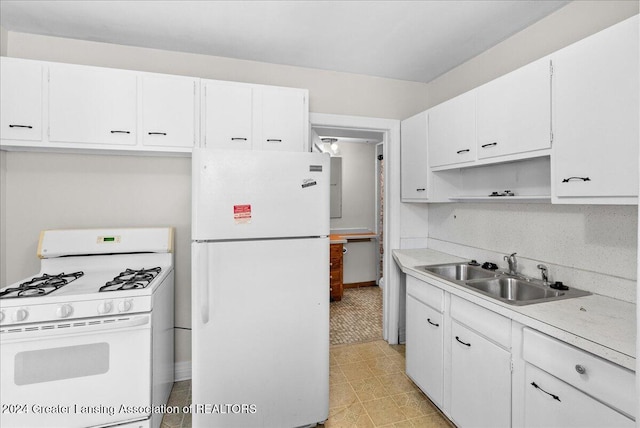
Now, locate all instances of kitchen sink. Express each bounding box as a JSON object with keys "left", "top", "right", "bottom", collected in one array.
[
  {"left": 421, "top": 263, "right": 497, "bottom": 281},
  {"left": 419, "top": 262, "right": 591, "bottom": 305}
]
